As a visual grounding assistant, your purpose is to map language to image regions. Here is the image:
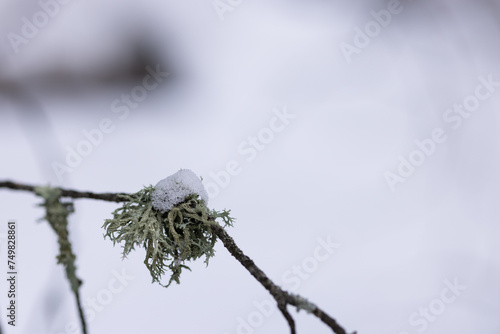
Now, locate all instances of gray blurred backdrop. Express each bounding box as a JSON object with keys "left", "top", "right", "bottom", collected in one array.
[{"left": 1, "top": 0, "right": 499, "bottom": 333}]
